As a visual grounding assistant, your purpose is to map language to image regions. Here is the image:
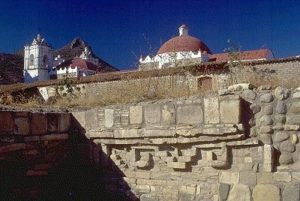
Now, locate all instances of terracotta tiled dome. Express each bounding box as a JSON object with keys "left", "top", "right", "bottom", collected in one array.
[{"left": 157, "top": 25, "right": 211, "bottom": 54}]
